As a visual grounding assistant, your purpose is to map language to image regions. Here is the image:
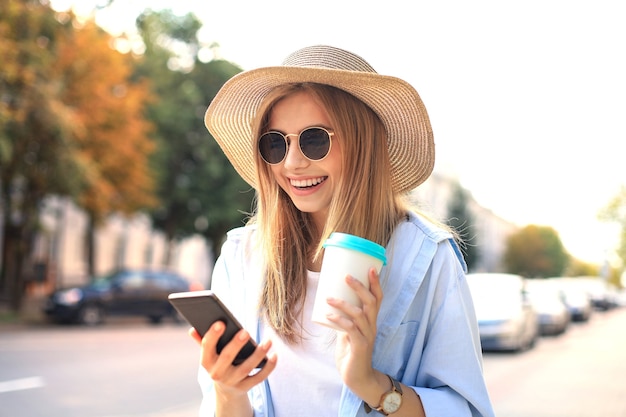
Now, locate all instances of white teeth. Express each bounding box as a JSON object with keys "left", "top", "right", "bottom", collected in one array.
[{"left": 291, "top": 177, "right": 325, "bottom": 187}]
